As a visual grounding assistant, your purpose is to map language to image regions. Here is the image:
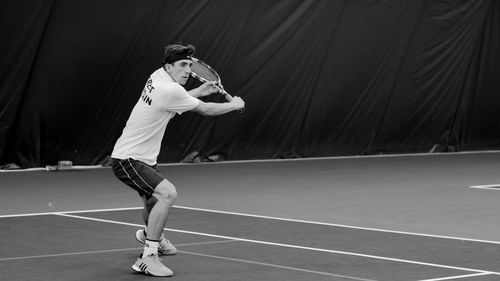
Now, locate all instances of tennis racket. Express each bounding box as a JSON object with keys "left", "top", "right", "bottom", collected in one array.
[{"left": 190, "top": 57, "right": 245, "bottom": 113}]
